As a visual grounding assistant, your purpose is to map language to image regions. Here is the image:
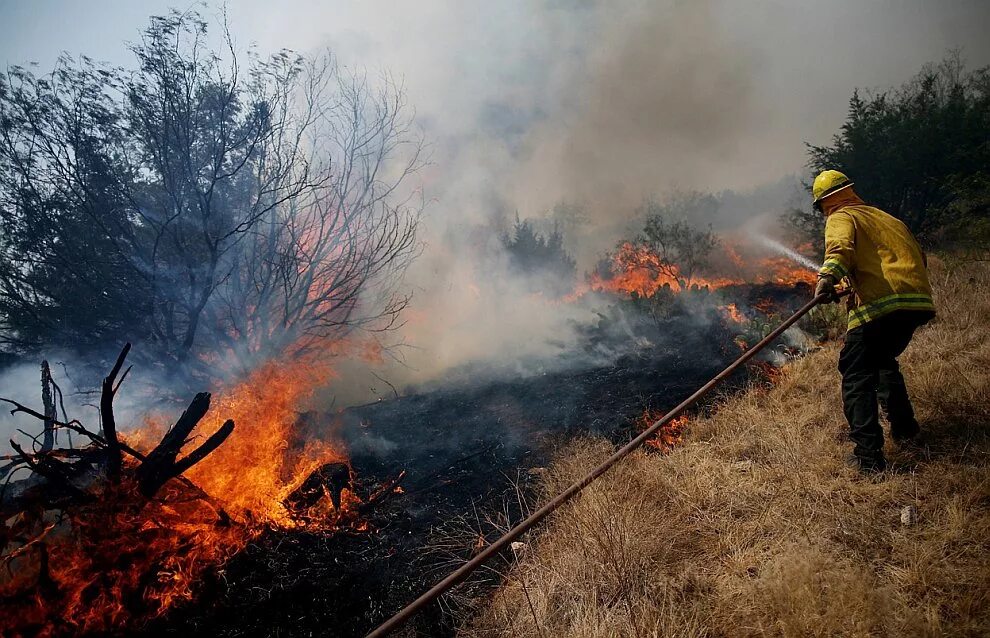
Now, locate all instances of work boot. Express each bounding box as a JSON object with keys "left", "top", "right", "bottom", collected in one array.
[
  {"left": 890, "top": 421, "right": 921, "bottom": 446},
  {"left": 892, "top": 430, "right": 925, "bottom": 451},
  {"left": 846, "top": 453, "right": 887, "bottom": 474}
]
